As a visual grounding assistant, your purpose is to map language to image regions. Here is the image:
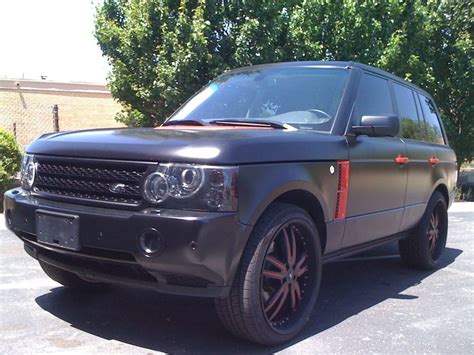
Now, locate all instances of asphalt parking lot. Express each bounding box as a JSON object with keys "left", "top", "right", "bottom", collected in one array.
[{"left": 1, "top": 202, "right": 473, "bottom": 354}]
